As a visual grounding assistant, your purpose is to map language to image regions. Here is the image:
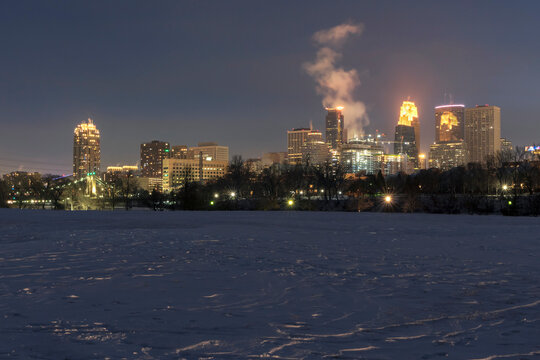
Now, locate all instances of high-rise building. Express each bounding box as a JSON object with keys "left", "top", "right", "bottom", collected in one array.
[
  {"left": 394, "top": 124, "right": 418, "bottom": 167},
  {"left": 287, "top": 128, "right": 311, "bottom": 165},
  {"left": 398, "top": 101, "right": 420, "bottom": 155},
  {"left": 302, "top": 130, "right": 329, "bottom": 165},
  {"left": 187, "top": 142, "right": 229, "bottom": 162},
  {"left": 429, "top": 104, "right": 467, "bottom": 170},
  {"left": 73, "top": 118, "right": 101, "bottom": 179},
  {"left": 435, "top": 104, "right": 465, "bottom": 143},
  {"left": 465, "top": 105, "right": 501, "bottom": 163},
  {"left": 325, "top": 107, "right": 345, "bottom": 151},
  {"left": 140, "top": 140, "right": 170, "bottom": 178}
]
